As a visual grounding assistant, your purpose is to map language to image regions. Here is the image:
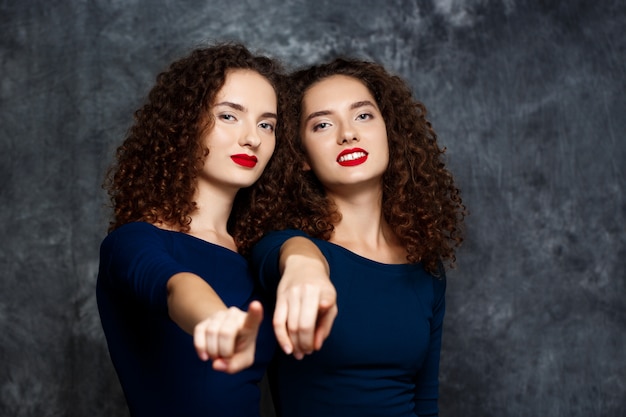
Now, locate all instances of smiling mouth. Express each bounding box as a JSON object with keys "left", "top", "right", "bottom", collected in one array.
[
  {"left": 231, "top": 154, "right": 258, "bottom": 168},
  {"left": 337, "top": 150, "right": 368, "bottom": 166}
]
